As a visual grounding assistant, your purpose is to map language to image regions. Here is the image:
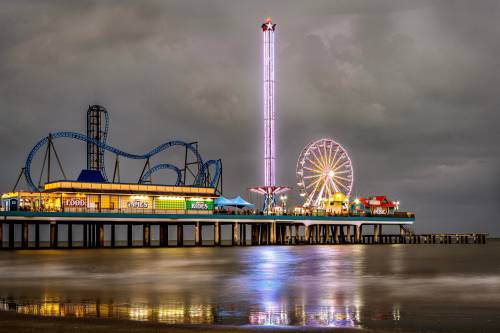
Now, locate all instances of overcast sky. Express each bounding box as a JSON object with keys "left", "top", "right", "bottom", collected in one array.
[{"left": 1, "top": 0, "right": 499, "bottom": 235}]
